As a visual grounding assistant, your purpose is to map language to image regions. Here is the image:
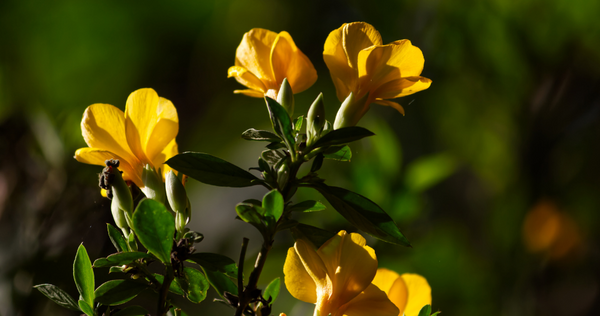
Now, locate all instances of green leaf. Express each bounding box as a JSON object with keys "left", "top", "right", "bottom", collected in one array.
[
  {"left": 187, "top": 253, "right": 237, "bottom": 278},
  {"left": 73, "top": 244, "right": 95, "bottom": 308},
  {"left": 265, "top": 97, "right": 295, "bottom": 150},
  {"left": 178, "top": 267, "right": 209, "bottom": 303},
  {"left": 261, "top": 150, "right": 287, "bottom": 166},
  {"left": 310, "top": 153, "right": 324, "bottom": 172},
  {"left": 34, "top": 284, "right": 80, "bottom": 311},
  {"left": 262, "top": 190, "right": 284, "bottom": 223},
  {"left": 78, "top": 300, "right": 94, "bottom": 316},
  {"left": 153, "top": 274, "right": 185, "bottom": 296},
  {"left": 266, "top": 142, "right": 286, "bottom": 150},
  {"left": 201, "top": 268, "right": 238, "bottom": 297},
  {"left": 404, "top": 153, "right": 458, "bottom": 192},
  {"left": 107, "top": 224, "right": 129, "bottom": 252},
  {"left": 241, "top": 128, "right": 281, "bottom": 142},
  {"left": 93, "top": 252, "right": 151, "bottom": 268},
  {"left": 313, "top": 185, "right": 411, "bottom": 247},
  {"left": 291, "top": 224, "right": 337, "bottom": 248},
  {"left": 289, "top": 200, "right": 326, "bottom": 212},
  {"left": 312, "top": 126, "right": 374, "bottom": 149},
  {"left": 132, "top": 199, "right": 175, "bottom": 264},
  {"left": 235, "top": 203, "right": 264, "bottom": 231},
  {"left": 418, "top": 304, "right": 433, "bottom": 316},
  {"left": 293, "top": 115, "right": 304, "bottom": 132},
  {"left": 166, "top": 152, "right": 260, "bottom": 187},
  {"left": 264, "top": 277, "right": 281, "bottom": 303},
  {"left": 113, "top": 306, "right": 149, "bottom": 316},
  {"left": 323, "top": 145, "right": 352, "bottom": 161},
  {"left": 94, "top": 280, "right": 148, "bottom": 306},
  {"left": 276, "top": 219, "right": 299, "bottom": 232}
]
